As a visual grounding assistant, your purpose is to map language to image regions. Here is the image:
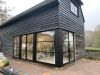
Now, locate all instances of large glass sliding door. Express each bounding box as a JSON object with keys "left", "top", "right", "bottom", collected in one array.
[
  {"left": 62, "top": 31, "right": 75, "bottom": 64},
  {"left": 36, "top": 31, "right": 55, "bottom": 64},
  {"left": 13, "top": 29, "right": 75, "bottom": 66}
]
